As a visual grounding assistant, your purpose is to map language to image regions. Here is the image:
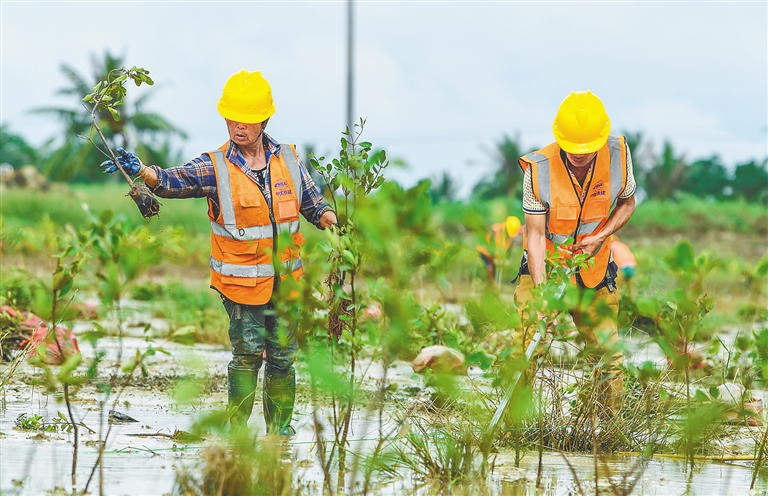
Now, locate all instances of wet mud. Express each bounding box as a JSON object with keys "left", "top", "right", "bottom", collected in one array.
[{"left": 1, "top": 332, "right": 767, "bottom": 495}]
